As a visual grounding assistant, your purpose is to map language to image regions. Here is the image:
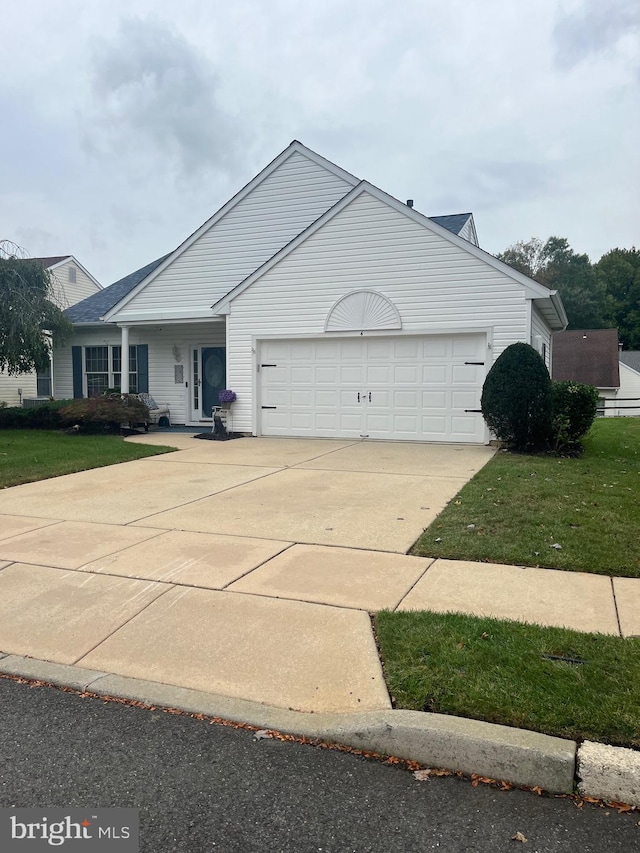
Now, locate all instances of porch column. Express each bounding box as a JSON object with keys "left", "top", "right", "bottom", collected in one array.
[{"left": 120, "top": 325, "right": 130, "bottom": 394}]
